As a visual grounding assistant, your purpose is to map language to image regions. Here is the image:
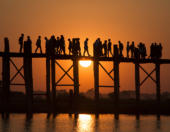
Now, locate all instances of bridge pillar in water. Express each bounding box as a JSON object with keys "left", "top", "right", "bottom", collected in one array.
[
  {"left": 156, "top": 63, "right": 160, "bottom": 102},
  {"left": 94, "top": 58, "right": 99, "bottom": 102},
  {"left": 2, "top": 38, "right": 10, "bottom": 118},
  {"left": 46, "top": 47, "right": 51, "bottom": 113},
  {"left": 24, "top": 41, "right": 33, "bottom": 119},
  {"left": 73, "top": 58, "right": 79, "bottom": 96},
  {"left": 135, "top": 63, "right": 140, "bottom": 102},
  {"left": 51, "top": 52, "right": 56, "bottom": 113},
  {"left": 113, "top": 45, "right": 120, "bottom": 102}
]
